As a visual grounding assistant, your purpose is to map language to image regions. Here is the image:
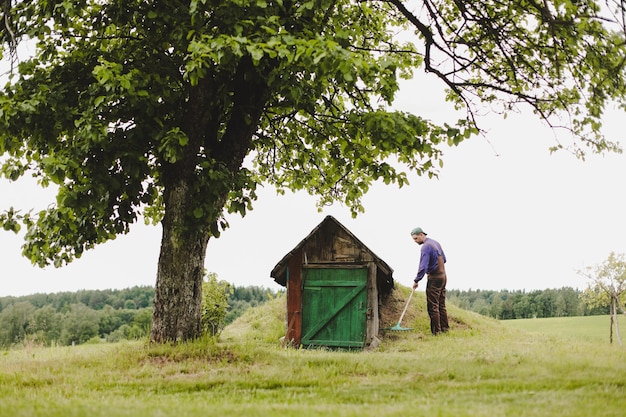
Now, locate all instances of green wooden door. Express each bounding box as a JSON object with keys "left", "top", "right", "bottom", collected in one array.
[{"left": 301, "top": 266, "right": 368, "bottom": 348}]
